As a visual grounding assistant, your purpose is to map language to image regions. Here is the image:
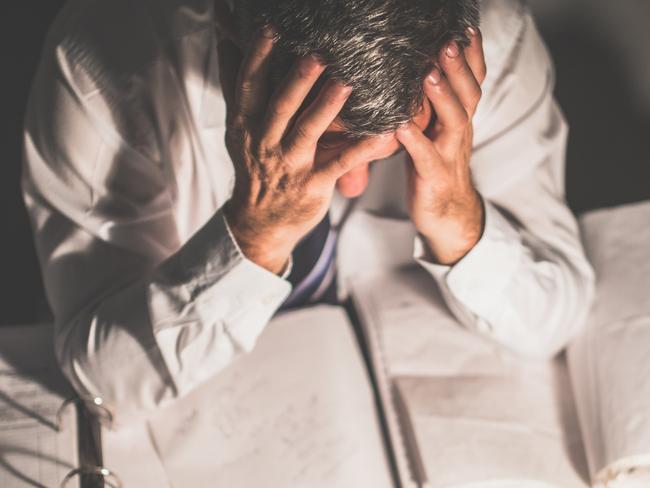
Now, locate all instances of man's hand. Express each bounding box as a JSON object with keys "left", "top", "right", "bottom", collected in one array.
[
  {"left": 397, "top": 28, "right": 487, "bottom": 266},
  {"left": 218, "top": 29, "right": 388, "bottom": 274}
]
